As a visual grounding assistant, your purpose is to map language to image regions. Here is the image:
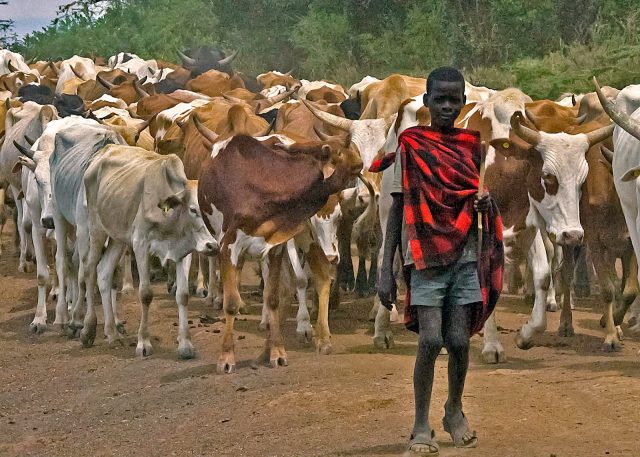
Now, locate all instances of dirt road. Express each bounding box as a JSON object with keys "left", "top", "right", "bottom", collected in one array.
[{"left": 1, "top": 223, "right": 639, "bottom": 457}]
